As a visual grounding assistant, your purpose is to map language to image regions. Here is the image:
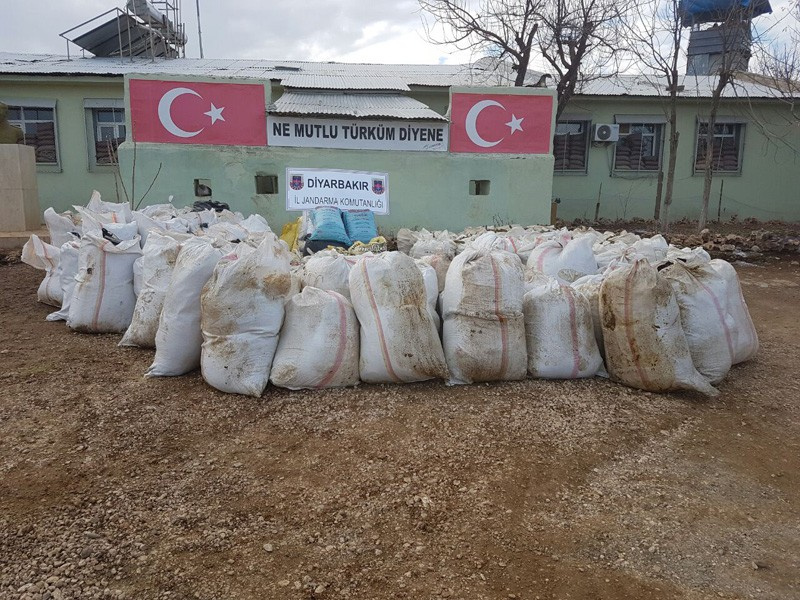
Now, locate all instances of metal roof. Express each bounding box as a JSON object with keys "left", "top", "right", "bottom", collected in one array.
[
  {"left": 268, "top": 91, "right": 447, "bottom": 121},
  {"left": 0, "top": 52, "right": 530, "bottom": 88},
  {"left": 279, "top": 73, "right": 410, "bottom": 91},
  {"left": 575, "top": 73, "right": 787, "bottom": 99}
]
